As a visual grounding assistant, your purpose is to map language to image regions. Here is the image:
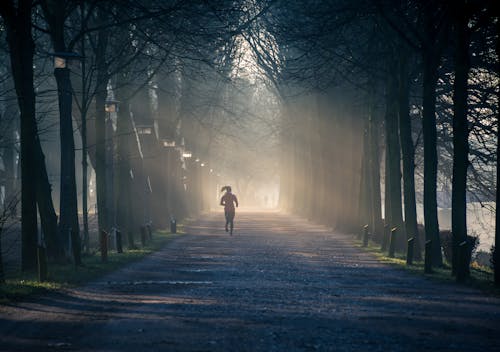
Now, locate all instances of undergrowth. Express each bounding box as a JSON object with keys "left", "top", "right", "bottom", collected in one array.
[
  {"left": 0, "top": 228, "right": 181, "bottom": 304},
  {"left": 355, "top": 239, "right": 500, "bottom": 296}
]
